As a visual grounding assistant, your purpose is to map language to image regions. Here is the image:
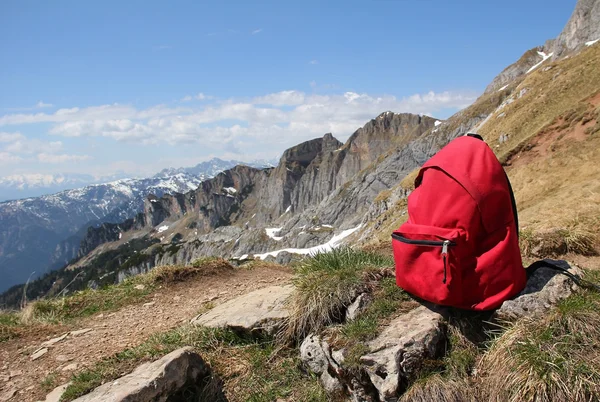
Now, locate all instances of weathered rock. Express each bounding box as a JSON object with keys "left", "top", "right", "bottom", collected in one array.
[
  {"left": 192, "top": 284, "right": 294, "bottom": 336},
  {"left": 346, "top": 293, "right": 372, "bottom": 321},
  {"left": 62, "top": 363, "right": 78, "bottom": 372},
  {"left": 72, "top": 347, "right": 223, "bottom": 402},
  {"left": 0, "top": 386, "right": 17, "bottom": 402},
  {"left": 31, "top": 348, "right": 48, "bottom": 361},
  {"left": 41, "top": 382, "right": 70, "bottom": 402},
  {"left": 41, "top": 333, "right": 69, "bottom": 347},
  {"left": 495, "top": 263, "right": 583, "bottom": 321},
  {"left": 299, "top": 335, "right": 345, "bottom": 396},
  {"left": 360, "top": 306, "right": 446, "bottom": 401},
  {"left": 70, "top": 328, "right": 93, "bottom": 336},
  {"left": 552, "top": 0, "right": 600, "bottom": 58}
]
